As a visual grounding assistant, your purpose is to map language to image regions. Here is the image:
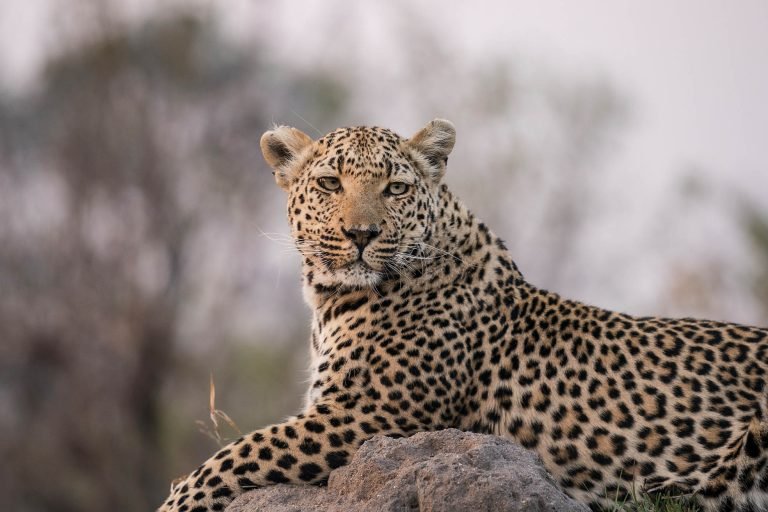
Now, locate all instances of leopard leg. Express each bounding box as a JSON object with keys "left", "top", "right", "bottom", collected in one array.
[{"left": 157, "top": 400, "right": 404, "bottom": 512}]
